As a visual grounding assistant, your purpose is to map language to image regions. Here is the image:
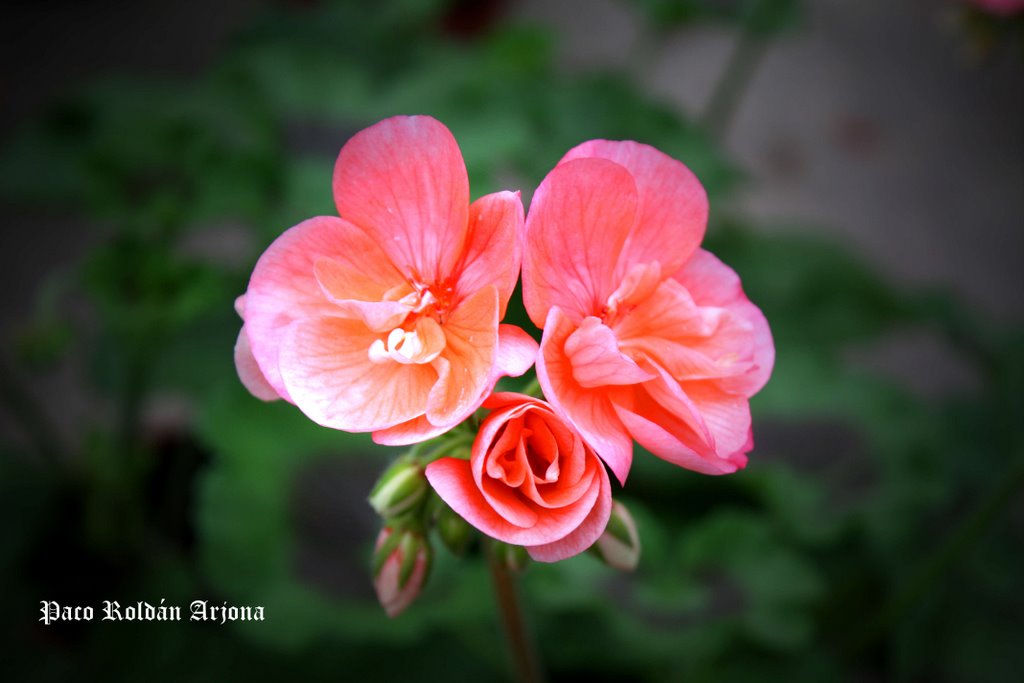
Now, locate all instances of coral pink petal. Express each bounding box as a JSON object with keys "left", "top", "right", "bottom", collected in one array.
[
  {"left": 426, "top": 287, "right": 499, "bottom": 426},
  {"left": 564, "top": 316, "right": 655, "bottom": 388},
  {"left": 612, "top": 277, "right": 715, "bottom": 343},
  {"left": 426, "top": 457, "right": 601, "bottom": 547},
  {"left": 279, "top": 316, "right": 436, "bottom": 431},
  {"left": 537, "top": 307, "right": 634, "bottom": 484},
  {"left": 313, "top": 258, "right": 410, "bottom": 332},
  {"left": 455, "top": 191, "right": 524, "bottom": 318},
  {"left": 614, "top": 402, "right": 739, "bottom": 475},
  {"left": 614, "top": 276, "right": 760, "bottom": 386},
  {"left": 372, "top": 414, "right": 454, "bottom": 447},
  {"left": 234, "top": 326, "right": 280, "bottom": 401},
  {"left": 483, "top": 392, "right": 543, "bottom": 411},
  {"left": 527, "top": 464, "right": 612, "bottom": 562},
  {"left": 640, "top": 361, "right": 714, "bottom": 447},
  {"left": 471, "top": 402, "right": 533, "bottom": 464},
  {"left": 673, "top": 249, "right": 743, "bottom": 306},
  {"left": 685, "top": 381, "right": 753, "bottom": 457},
  {"left": 332, "top": 115, "right": 469, "bottom": 284},
  {"left": 480, "top": 476, "right": 540, "bottom": 528},
  {"left": 560, "top": 139, "right": 707, "bottom": 280},
  {"left": 675, "top": 250, "right": 774, "bottom": 395},
  {"left": 244, "top": 216, "right": 403, "bottom": 400},
  {"left": 614, "top": 379, "right": 752, "bottom": 474},
  {"left": 496, "top": 324, "right": 538, "bottom": 379},
  {"left": 719, "top": 302, "right": 773, "bottom": 395},
  {"left": 373, "top": 325, "right": 536, "bottom": 447},
  {"left": 522, "top": 158, "right": 638, "bottom": 327}
]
